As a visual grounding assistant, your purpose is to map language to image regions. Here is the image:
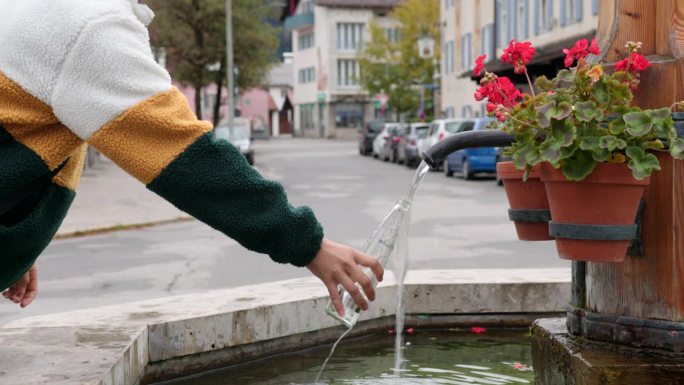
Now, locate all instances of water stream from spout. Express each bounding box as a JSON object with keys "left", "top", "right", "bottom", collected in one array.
[{"left": 316, "top": 162, "right": 431, "bottom": 382}]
